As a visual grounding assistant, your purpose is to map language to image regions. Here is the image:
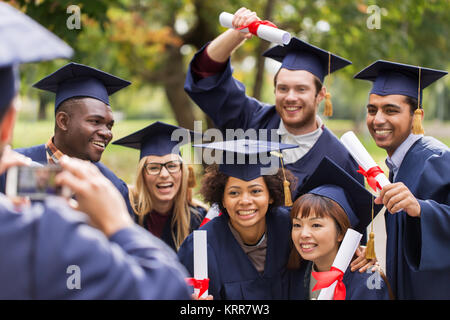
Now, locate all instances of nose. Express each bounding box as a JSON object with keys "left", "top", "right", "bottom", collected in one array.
[
  {"left": 238, "top": 192, "right": 253, "bottom": 206},
  {"left": 299, "top": 225, "right": 312, "bottom": 239},
  {"left": 372, "top": 109, "right": 387, "bottom": 126},
  {"left": 98, "top": 126, "right": 113, "bottom": 142},
  {"left": 159, "top": 165, "right": 170, "bottom": 178},
  {"left": 285, "top": 89, "right": 298, "bottom": 102}
]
